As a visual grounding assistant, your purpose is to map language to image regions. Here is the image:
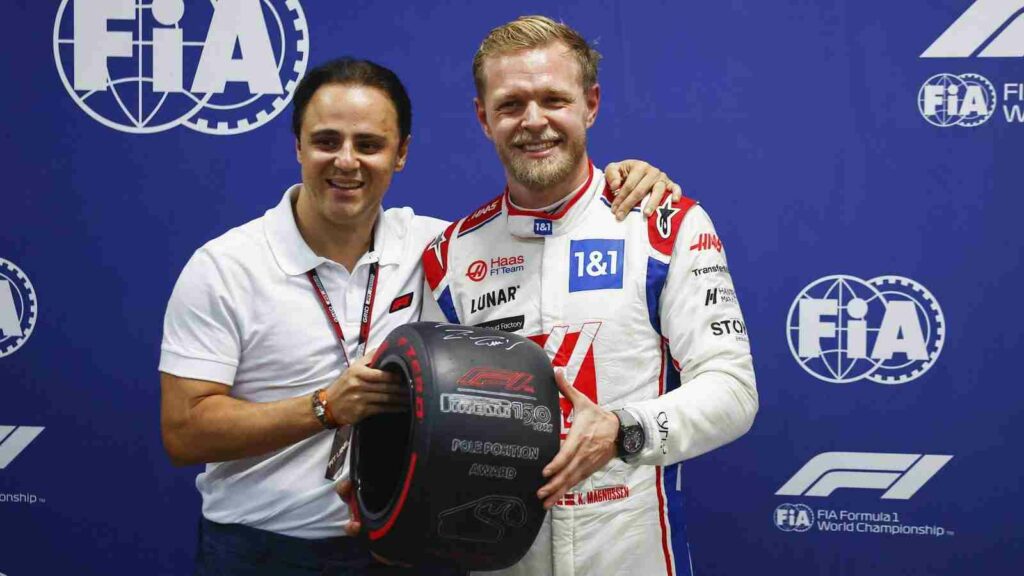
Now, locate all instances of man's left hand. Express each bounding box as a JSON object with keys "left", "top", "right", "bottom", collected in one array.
[
  {"left": 537, "top": 370, "right": 620, "bottom": 509},
  {"left": 603, "top": 160, "right": 683, "bottom": 221}
]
